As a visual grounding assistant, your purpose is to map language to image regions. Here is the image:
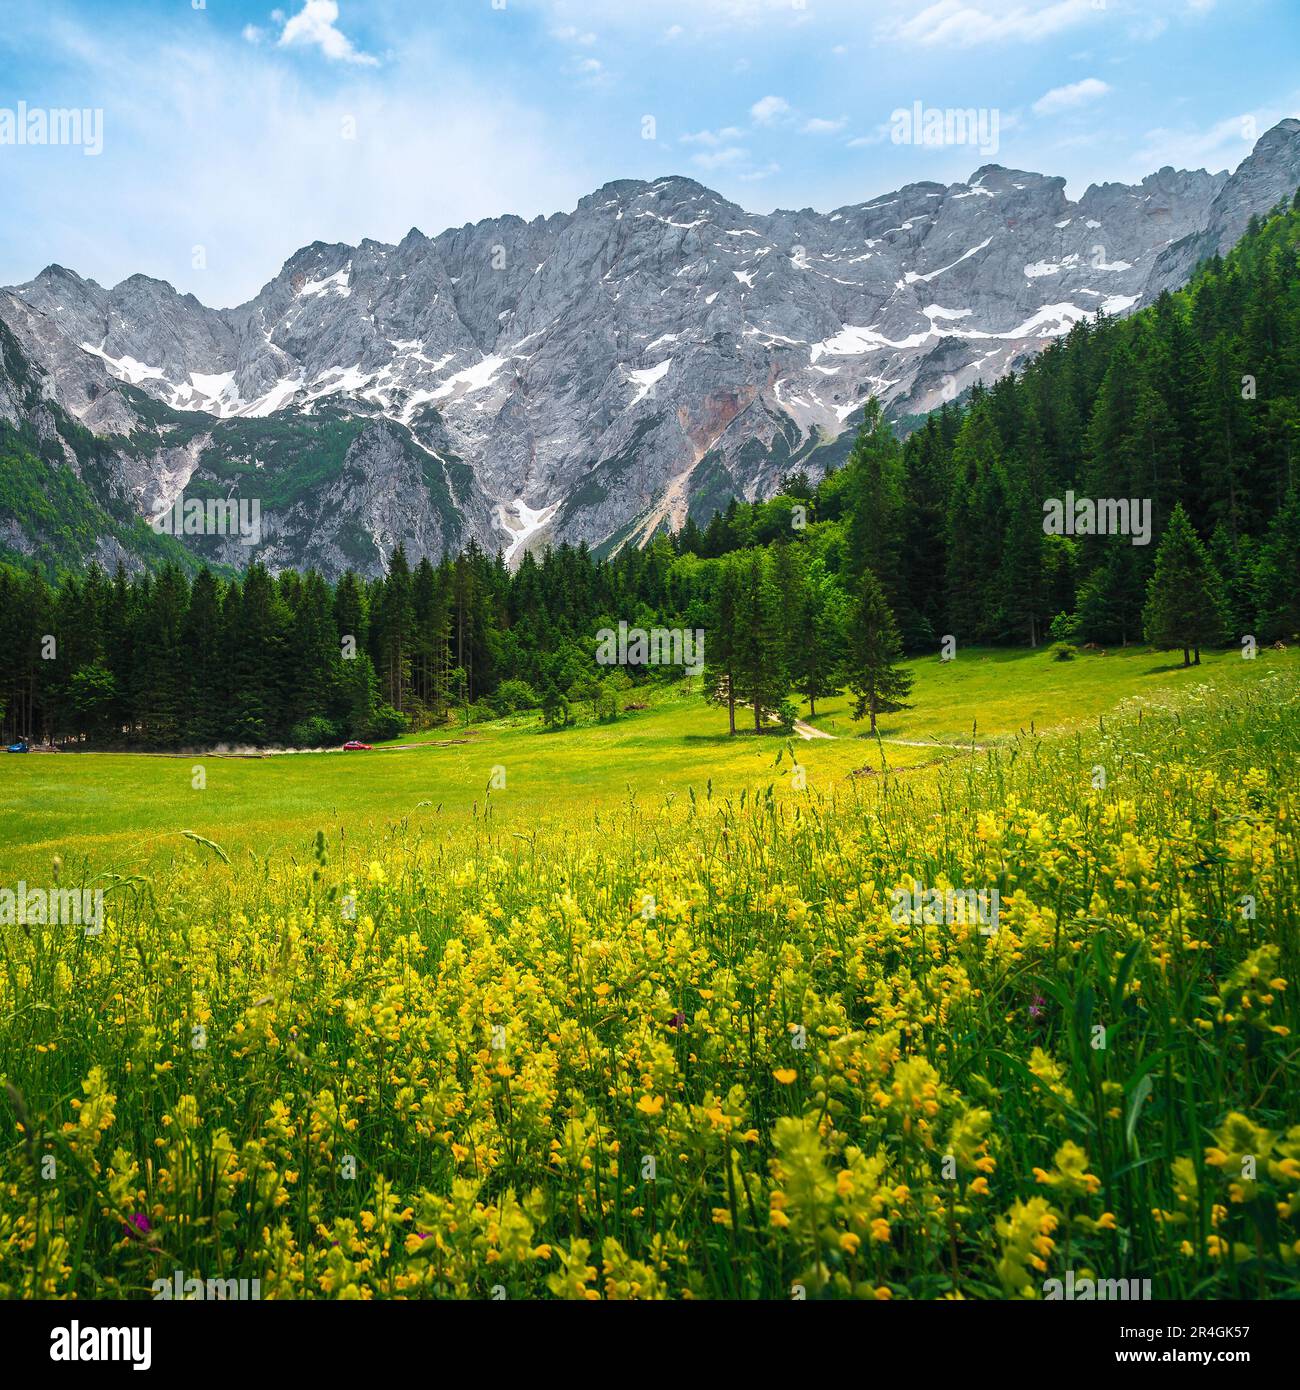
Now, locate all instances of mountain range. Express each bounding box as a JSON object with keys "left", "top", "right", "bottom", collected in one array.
[{"left": 3, "top": 117, "right": 1299, "bottom": 578}]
